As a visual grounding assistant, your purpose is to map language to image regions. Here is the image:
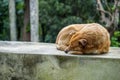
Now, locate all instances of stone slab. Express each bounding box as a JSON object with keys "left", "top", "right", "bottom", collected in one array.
[
  {"left": 0, "top": 41, "right": 120, "bottom": 59},
  {"left": 0, "top": 41, "right": 120, "bottom": 80}
]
